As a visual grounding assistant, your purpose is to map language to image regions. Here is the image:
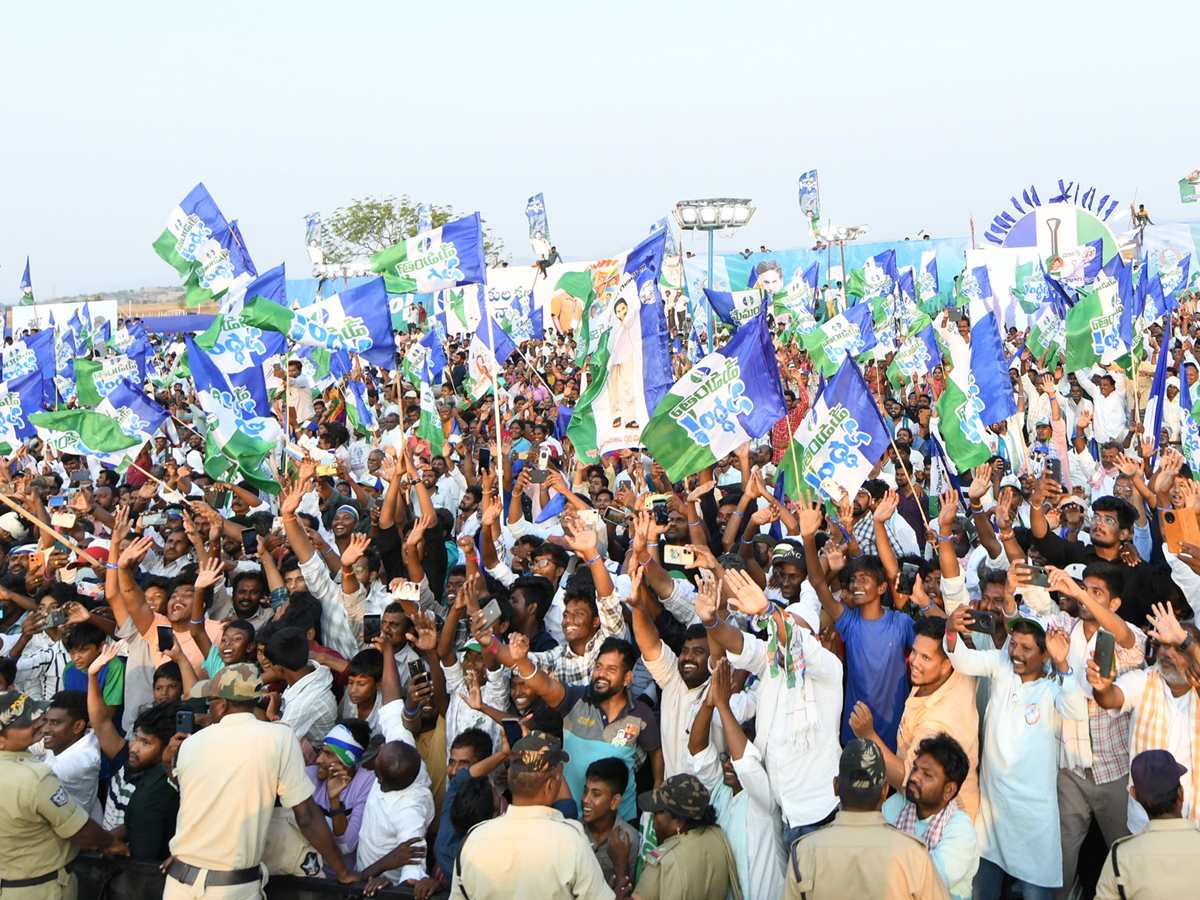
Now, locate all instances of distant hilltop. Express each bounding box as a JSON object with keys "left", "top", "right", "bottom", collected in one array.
[{"left": 47, "top": 285, "right": 185, "bottom": 306}]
